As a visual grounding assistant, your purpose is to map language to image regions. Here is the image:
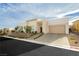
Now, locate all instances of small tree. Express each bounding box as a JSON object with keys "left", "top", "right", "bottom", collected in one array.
[
  {"left": 15, "top": 26, "right": 19, "bottom": 30},
  {"left": 25, "top": 26, "right": 32, "bottom": 33},
  {"left": 15, "top": 26, "right": 24, "bottom": 33}
]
